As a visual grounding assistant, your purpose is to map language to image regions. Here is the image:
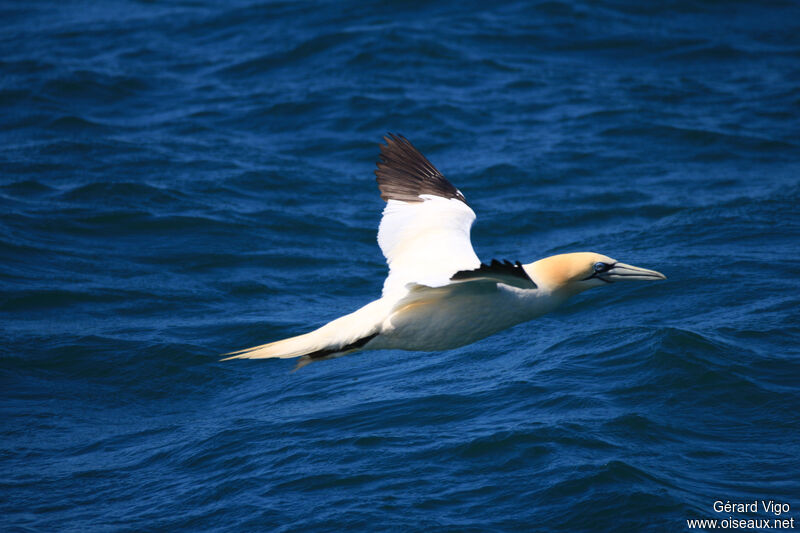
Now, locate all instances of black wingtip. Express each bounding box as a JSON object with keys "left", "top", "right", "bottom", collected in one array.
[
  {"left": 451, "top": 259, "right": 536, "bottom": 287},
  {"left": 375, "top": 134, "right": 467, "bottom": 204}
]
